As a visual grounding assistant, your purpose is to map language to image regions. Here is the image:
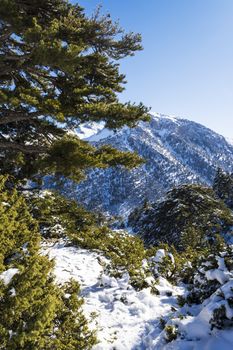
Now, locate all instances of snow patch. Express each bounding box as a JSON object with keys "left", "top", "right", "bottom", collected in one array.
[
  {"left": 75, "top": 122, "right": 105, "bottom": 140},
  {"left": 0, "top": 268, "right": 19, "bottom": 285},
  {"left": 86, "top": 128, "right": 115, "bottom": 142}
]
